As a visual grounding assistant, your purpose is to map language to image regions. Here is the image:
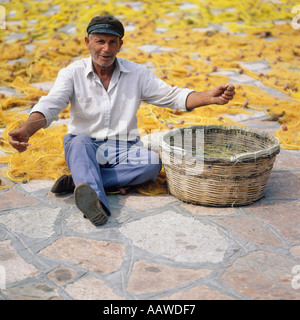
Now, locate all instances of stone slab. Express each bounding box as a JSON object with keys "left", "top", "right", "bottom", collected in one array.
[
  {"left": 273, "top": 150, "right": 300, "bottom": 171},
  {"left": 265, "top": 171, "right": 300, "bottom": 200},
  {"left": 160, "top": 285, "right": 234, "bottom": 300},
  {"left": 119, "top": 194, "right": 175, "bottom": 211},
  {"left": 3, "top": 282, "right": 59, "bottom": 300},
  {"left": 65, "top": 210, "right": 98, "bottom": 233},
  {"left": 180, "top": 202, "right": 237, "bottom": 216},
  {"left": 217, "top": 216, "right": 283, "bottom": 247},
  {"left": 0, "top": 189, "right": 39, "bottom": 211},
  {"left": 0, "top": 240, "right": 40, "bottom": 285},
  {"left": 246, "top": 200, "right": 300, "bottom": 243},
  {"left": 47, "top": 191, "right": 74, "bottom": 205},
  {"left": 290, "top": 246, "right": 300, "bottom": 259},
  {"left": 39, "top": 237, "right": 125, "bottom": 274},
  {"left": 20, "top": 179, "right": 54, "bottom": 193},
  {"left": 119, "top": 211, "right": 229, "bottom": 263},
  {"left": 220, "top": 251, "right": 300, "bottom": 300},
  {"left": 46, "top": 266, "right": 77, "bottom": 286},
  {"left": 127, "top": 260, "right": 211, "bottom": 294},
  {"left": 65, "top": 276, "right": 123, "bottom": 300},
  {"left": 0, "top": 207, "right": 60, "bottom": 238}
]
